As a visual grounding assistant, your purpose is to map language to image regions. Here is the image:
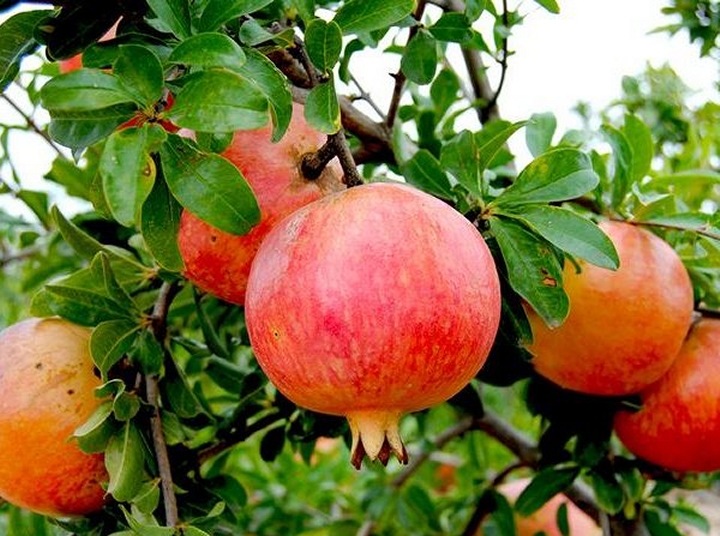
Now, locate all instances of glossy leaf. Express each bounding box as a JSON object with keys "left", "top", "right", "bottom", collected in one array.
[
  {"left": 160, "top": 134, "right": 260, "bottom": 235},
  {"left": 73, "top": 400, "right": 115, "bottom": 453},
  {"left": 533, "top": 0, "right": 560, "bottom": 13},
  {"left": 490, "top": 216, "right": 569, "bottom": 328},
  {"left": 401, "top": 29, "right": 437, "bottom": 85},
  {"left": 169, "top": 69, "right": 269, "bottom": 132},
  {"left": 113, "top": 45, "right": 164, "bottom": 107},
  {"left": 498, "top": 205, "right": 619, "bottom": 270},
  {"left": 40, "top": 69, "right": 138, "bottom": 111},
  {"left": 514, "top": 466, "right": 581, "bottom": 516},
  {"left": 199, "top": 0, "right": 275, "bottom": 32},
  {"left": 100, "top": 125, "right": 167, "bottom": 227},
  {"left": 305, "top": 77, "right": 341, "bottom": 134},
  {"left": 465, "top": 0, "right": 487, "bottom": 21},
  {"left": 492, "top": 148, "right": 599, "bottom": 207},
  {"left": 146, "top": 0, "right": 191, "bottom": 39},
  {"left": 400, "top": 150, "right": 454, "bottom": 200},
  {"left": 91, "top": 319, "right": 141, "bottom": 380},
  {"left": 334, "top": 0, "right": 414, "bottom": 34},
  {"left": 168, "top": 33, "right": 247, "bottom": 70},
  {"left": 238, "top": 49, "right": 293, "bottom": 142},
  {"left": 305, "top": 18, "right": 343, "bottom": 73},
  {"left": 105, "top": 422, "right": 146, "bottom": 502},
  {"left": 47, "top": 104, "right": 138, "bottom": 150},
  {"left": 526, "top": 112, "right": 557, "bottom": 157},
  {"left": 587, "top": 469, "right": 625, "bottom": 515},
  {"left": 140, "top": 176, "right": 185, "bottom": 272},
  {"left": 0, "top": 10, "right": 47, "bottom": 91}
]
